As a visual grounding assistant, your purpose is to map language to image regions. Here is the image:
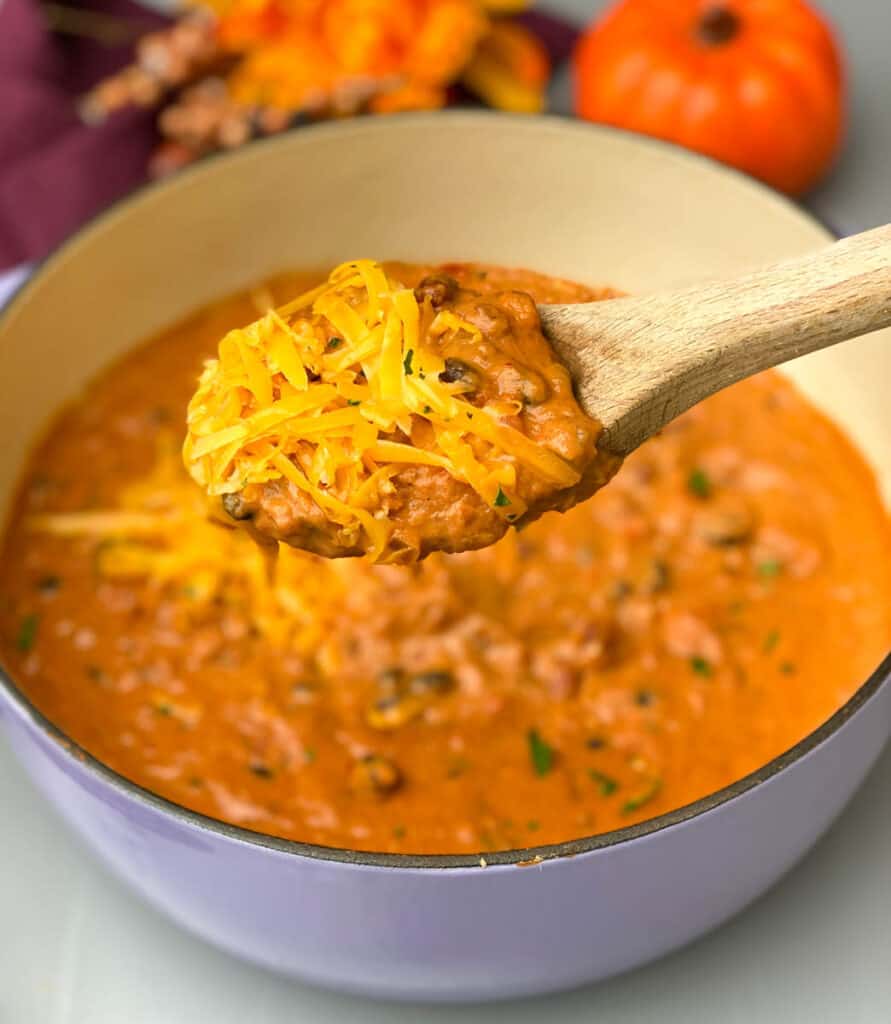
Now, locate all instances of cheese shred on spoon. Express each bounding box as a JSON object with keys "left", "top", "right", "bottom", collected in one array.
[{"left": 183, "top": 260, "right": 619, "bottom": 562}]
